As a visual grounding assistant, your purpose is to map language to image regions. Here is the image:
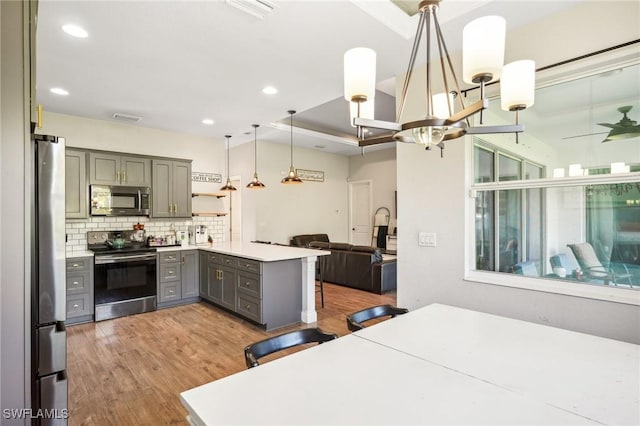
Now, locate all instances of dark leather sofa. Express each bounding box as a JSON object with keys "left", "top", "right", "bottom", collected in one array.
[{"left": 290, "top": 234, "right": 396, "bottom": 294}]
